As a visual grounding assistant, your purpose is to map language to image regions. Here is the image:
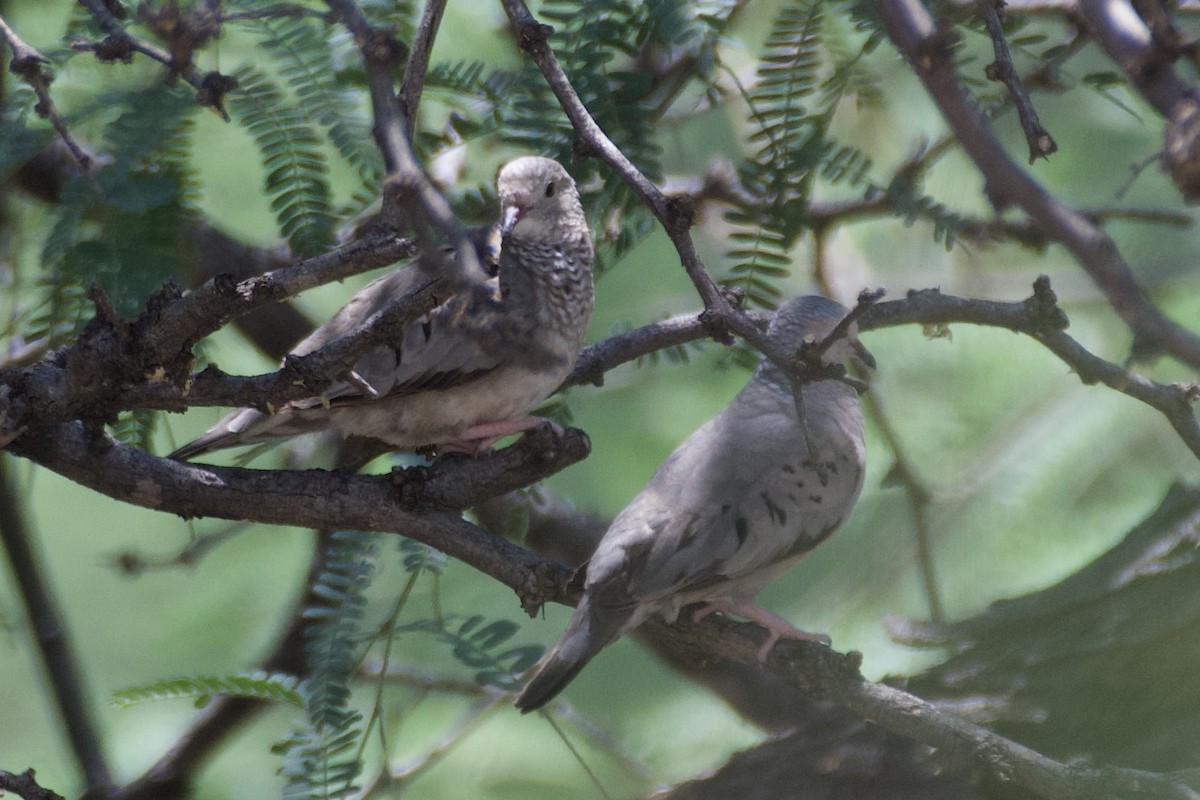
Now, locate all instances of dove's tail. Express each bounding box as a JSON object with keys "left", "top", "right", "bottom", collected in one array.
[
  {"left": 515, "top": 596, "right": 627, "bottom": 713},
  {"left": 168, "top": 407, "right": 290, "bottom": 461}
]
